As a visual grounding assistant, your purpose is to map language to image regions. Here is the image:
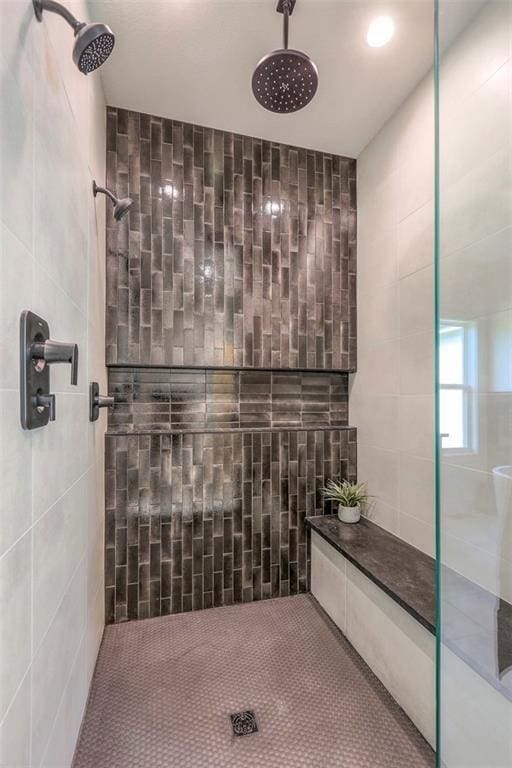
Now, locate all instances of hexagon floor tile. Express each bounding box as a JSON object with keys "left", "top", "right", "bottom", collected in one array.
[{"left": 73, "top": 595, "right": 434, "bottom": 768}]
